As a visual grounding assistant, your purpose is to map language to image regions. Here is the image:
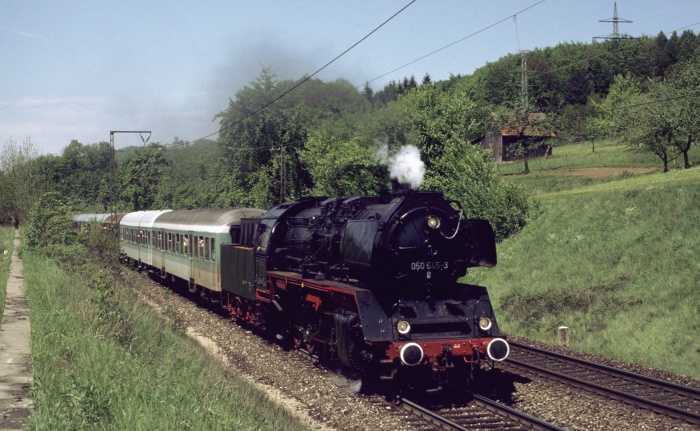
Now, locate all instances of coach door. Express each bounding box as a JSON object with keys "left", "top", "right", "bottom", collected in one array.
[
  {"left": 253, "top": 221, "right": 273, "bottom": 291},
  {"left": 186, "top": 231, "right": 194, "bottom": 285},
  {"left": 154, "top": 229, "right": 165, "bottom": 274}
]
